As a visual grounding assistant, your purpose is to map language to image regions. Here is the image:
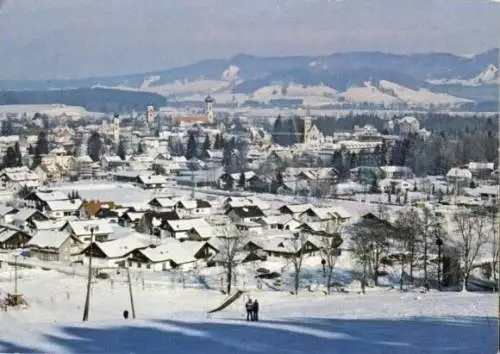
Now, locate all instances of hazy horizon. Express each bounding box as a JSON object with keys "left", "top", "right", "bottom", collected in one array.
[{"left": 1, "top": 0, "right": 499, "bottom": 80}]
